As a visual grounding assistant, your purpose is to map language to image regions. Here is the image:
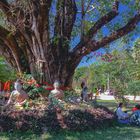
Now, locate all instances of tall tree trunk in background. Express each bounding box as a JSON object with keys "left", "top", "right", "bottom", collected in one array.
[
  {"left": 133, "top": 95, "right": 136, "bottom": 102},
  {"left": 0, "top": 0, "right": 140, "bottom": 87}
]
